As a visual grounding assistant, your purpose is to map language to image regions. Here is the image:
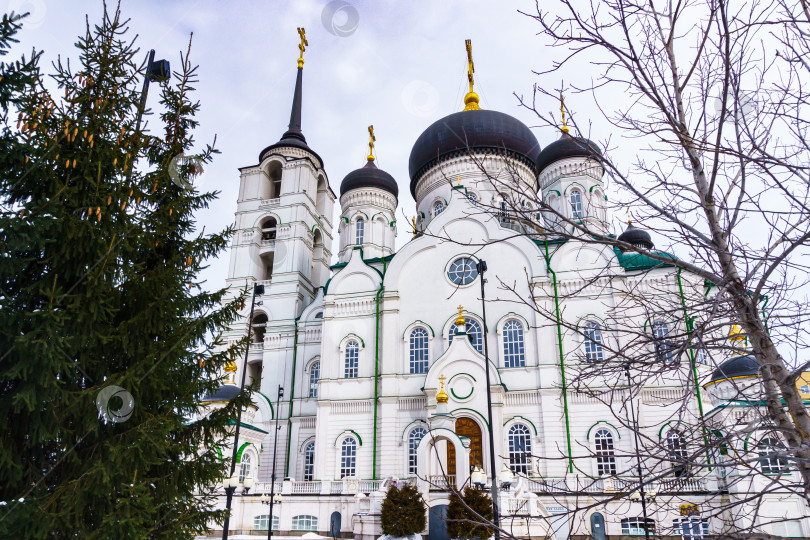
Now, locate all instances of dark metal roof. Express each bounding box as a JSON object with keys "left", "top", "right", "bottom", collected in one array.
[
  {"left": 536, "top": 133, "right": 602, "bottom": 174},
  {"left": 201, "top": 384, "right": 241, "bottom": 403},
  {"left": 617, "top": 224, "right": 654, "bottom": 252},
  {"left": 408, "top": 109, "right": 541, "bottom": 198},
  {"left": 709, "top": 355, "right": 760, "bottom": 383},
  {"left": 340, "top": 160, "right": 398, "bottom": 198}
]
